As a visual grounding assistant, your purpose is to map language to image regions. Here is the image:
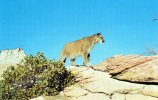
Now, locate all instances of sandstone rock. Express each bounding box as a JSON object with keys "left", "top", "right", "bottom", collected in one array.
[
  {"left": 77, "top": 93, "right": 110, "bottom": 100},
  {"left": 0, "top": 48, "right": 26, "bottom": 79},
  {"left": 111, "top": 93, "right": 158, "bottom": 100},
  {"left": 95, "top": 55, "right": 158, "bottom": 83},
  {"left": 125, "top": 94, "right": 158, "bottom": 100},
  {"left": 95, "top": 55, "right": 158, "bottom": 74},
  {"left": 30, "top": 95, "right": 70, "bottom": 100},
  {"left": 31, "top": 65, "right": 158, "bottom": 100},
  {"left": 64, "top": 85, "right": 89, "bottom": 97},
  {"left": 65, "top": 67, "right": 158, "bottom": 99},
  {"left": 0, "top": 48, "right": 26, "bottom": 65},
  {"left": 113, "top": 58, "right": 158, "bottom": 83}
]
